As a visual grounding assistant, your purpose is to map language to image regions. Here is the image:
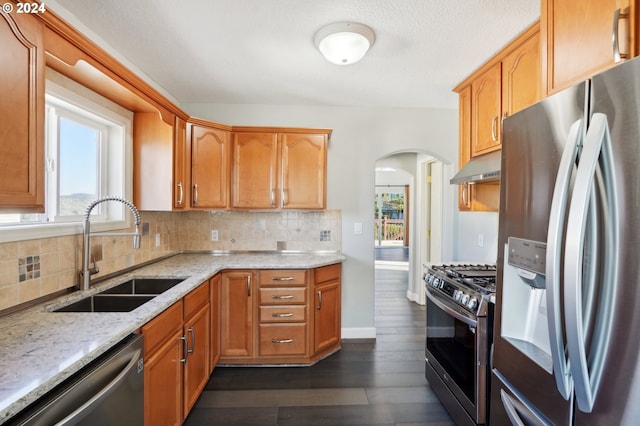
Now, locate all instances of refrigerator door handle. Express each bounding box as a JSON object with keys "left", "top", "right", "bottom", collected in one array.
[
  {"left": 545, "top": 119, "right": 583, "bottom": 400},
  {"left": 564, "top": 113, "right": 619, "bottom": 413}
]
